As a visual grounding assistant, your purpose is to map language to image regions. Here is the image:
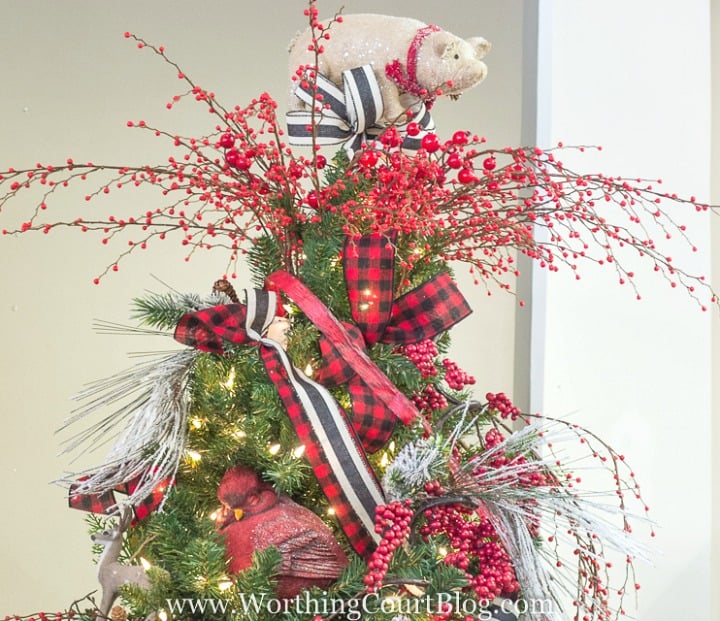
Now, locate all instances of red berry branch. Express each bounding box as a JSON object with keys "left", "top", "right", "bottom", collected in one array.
[
  {"left": 374, "top": 388, "right": 653, "bottom": 621},
  {"left": 0, "top": 29, "right": 716, "bottom": 308}
]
